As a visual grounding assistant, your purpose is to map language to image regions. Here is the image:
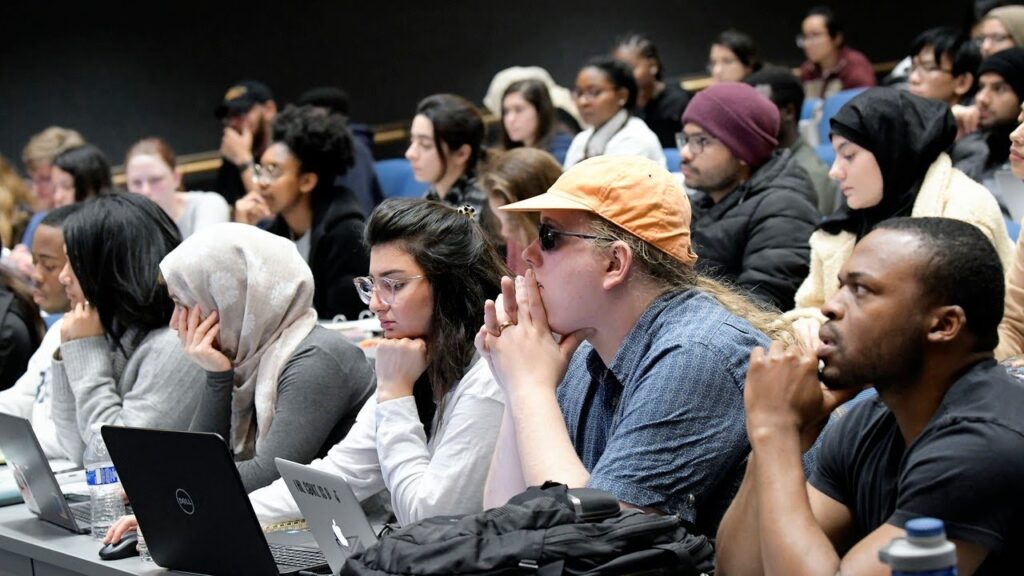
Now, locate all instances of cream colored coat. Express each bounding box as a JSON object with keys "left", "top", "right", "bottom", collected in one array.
[
  {"left": 788, "top": 153, "right": 1015, "bottom": 322},
  {"left": 997, "top": 230, "right": 1024, "bottom": 359}
]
